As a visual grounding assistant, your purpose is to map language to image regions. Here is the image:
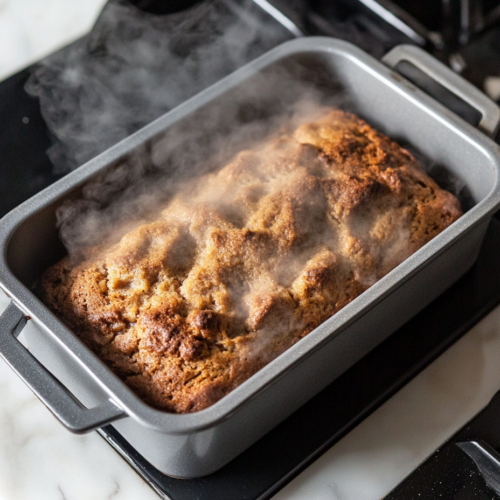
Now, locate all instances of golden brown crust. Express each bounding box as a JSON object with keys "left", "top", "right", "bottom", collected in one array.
[{"left": 39, "top": 109, "right": 462, "bottom": 413}]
